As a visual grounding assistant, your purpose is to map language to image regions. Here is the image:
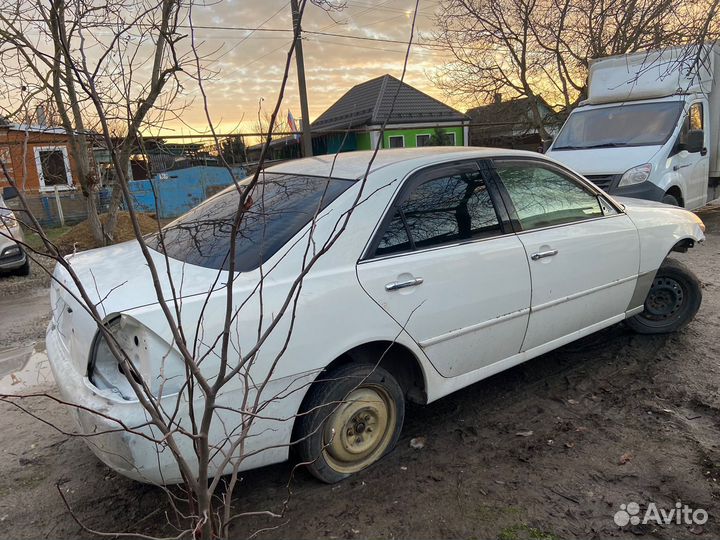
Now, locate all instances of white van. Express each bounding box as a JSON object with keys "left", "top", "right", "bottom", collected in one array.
[{"left": 546, "top": 45, "right": 720, "bottom": 209}]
